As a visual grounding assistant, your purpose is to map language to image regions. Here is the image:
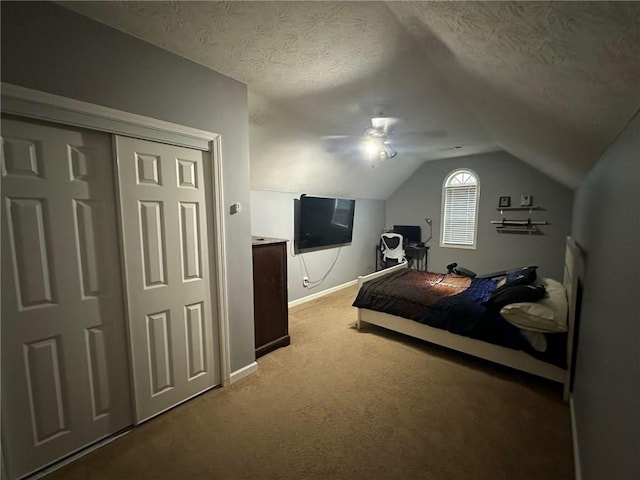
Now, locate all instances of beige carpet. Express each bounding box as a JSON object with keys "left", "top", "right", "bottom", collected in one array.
[{"left": 46, "top": 286, "right": 573, "bottom": 480}]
